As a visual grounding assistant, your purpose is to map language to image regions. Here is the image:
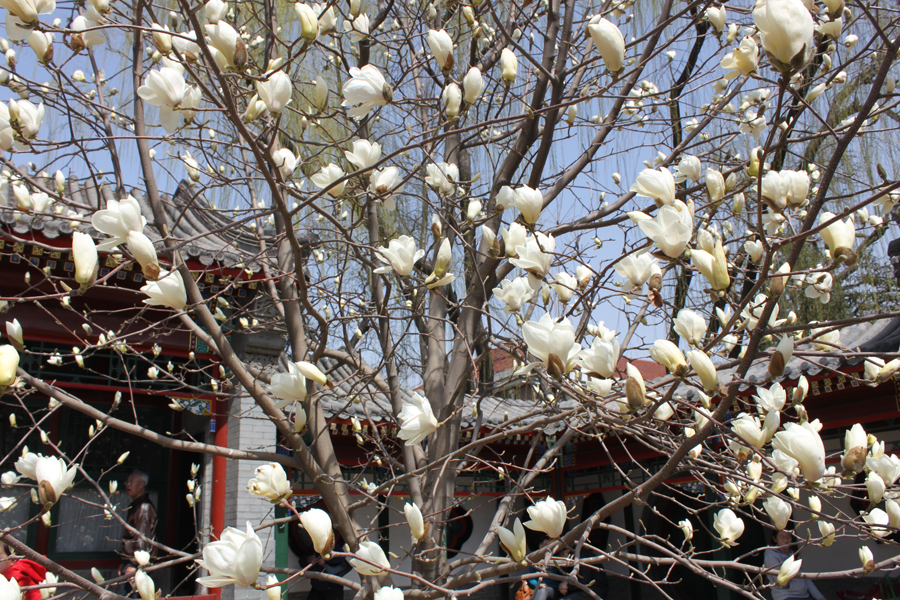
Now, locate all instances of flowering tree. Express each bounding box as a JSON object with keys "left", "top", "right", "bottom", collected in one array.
[{"left": 1, "top": 0, "right": 900, "bottom": 597}]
